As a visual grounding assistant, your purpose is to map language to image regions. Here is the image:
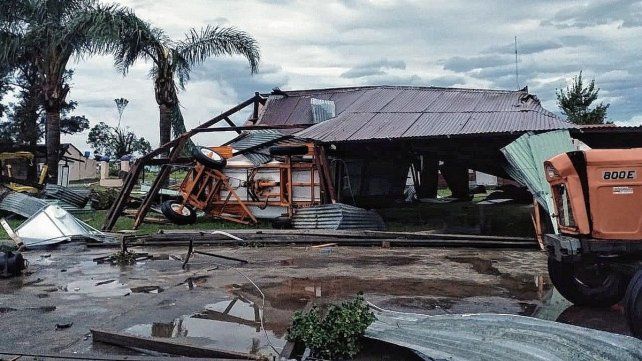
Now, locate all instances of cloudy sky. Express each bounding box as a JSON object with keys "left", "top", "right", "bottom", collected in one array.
[{"left": 59, "top": 0, "right": 642, "bottom": 152}]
